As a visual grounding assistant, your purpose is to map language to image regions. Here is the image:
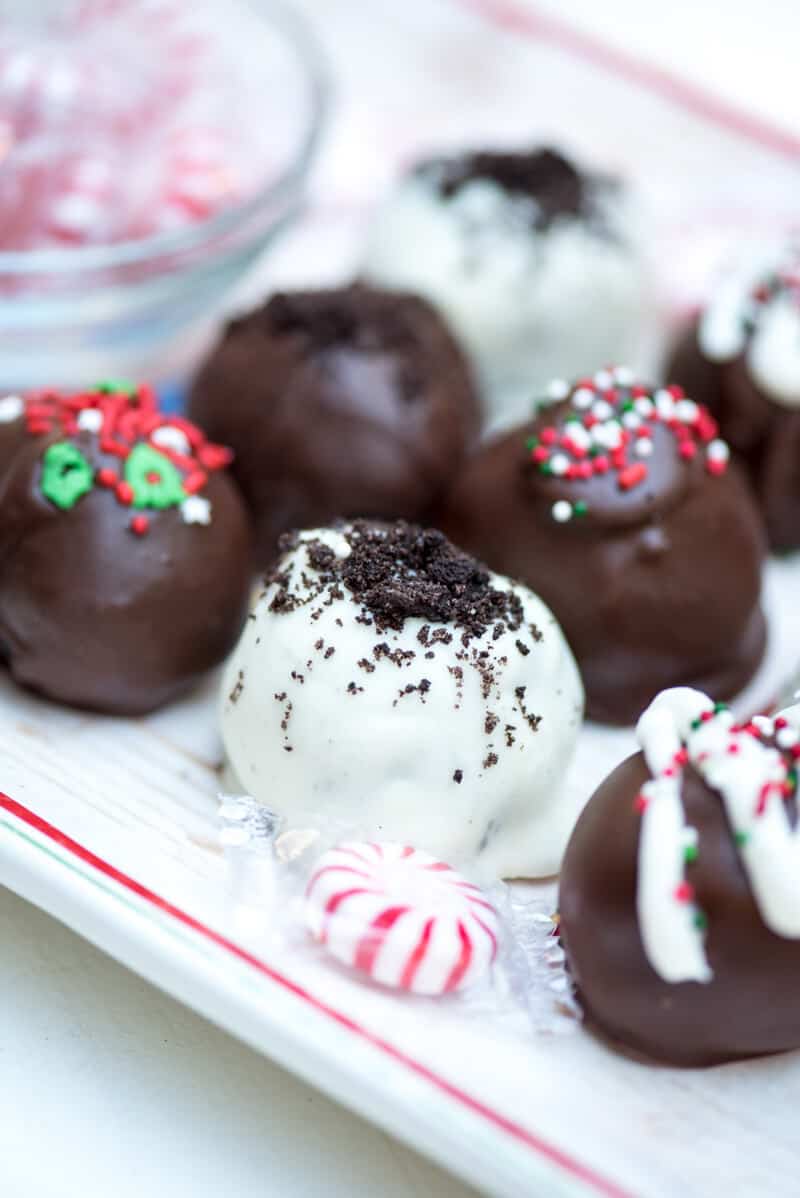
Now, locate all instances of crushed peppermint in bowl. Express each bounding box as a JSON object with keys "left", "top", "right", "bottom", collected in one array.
[{"left": 0, "top": 0, "right": 327, "bottom": 389}]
